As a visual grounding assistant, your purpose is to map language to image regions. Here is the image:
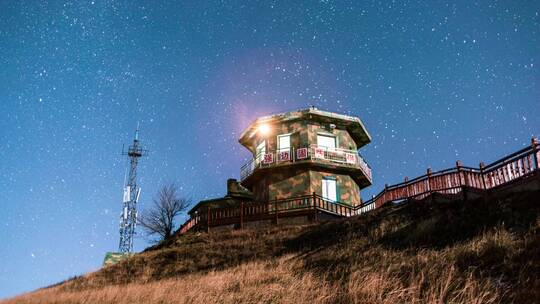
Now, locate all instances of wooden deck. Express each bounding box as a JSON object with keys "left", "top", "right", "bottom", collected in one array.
[
  {"left": 179, "top": 138, "right": 540, "bottom": 233},
  {"left": 365, "top": 137, "right": 539, "bottom": 208}
]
